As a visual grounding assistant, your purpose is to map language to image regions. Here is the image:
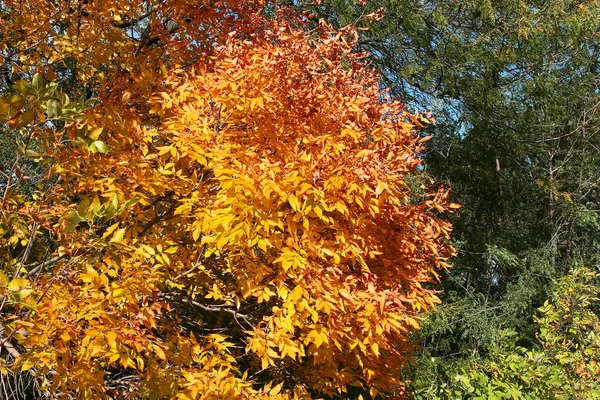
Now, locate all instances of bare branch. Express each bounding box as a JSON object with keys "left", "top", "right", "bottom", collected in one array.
[
  {"left": 0, "top": 323, "right": 20, "bottom": 359},
  {"left": 23, "top": 255, "right": 65, "bottom": 278},
  {"left": 173, "top": 249, "right": 206, "bottom": 281}
]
